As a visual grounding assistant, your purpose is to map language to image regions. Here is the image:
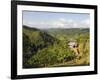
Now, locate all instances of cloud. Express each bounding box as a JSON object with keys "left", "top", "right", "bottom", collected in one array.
[
  {"left": 23, "top": 18, "right": 90, "bottom": 29},
  {"left": 83, "top": 19, "right": 90, "bottom": 25}
]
